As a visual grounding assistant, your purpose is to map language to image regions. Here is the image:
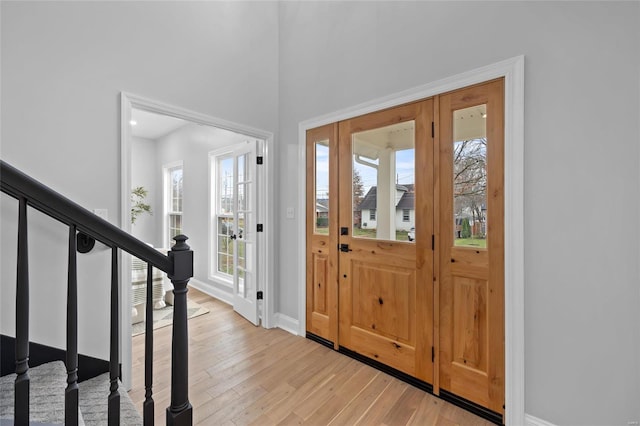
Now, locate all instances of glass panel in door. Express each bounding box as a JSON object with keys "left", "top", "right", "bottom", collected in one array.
[
  {"left": 314, "top": 141, "right": 330, "bottom": 234},
  {"left": 452, "top": 104, "right": 487, "bottom": 248},
  {"left": 231, "top": 145, "right": 258, "bottom": 325},
  {"left": 352, "top": 121, "right": 416, "bottom": 242}
]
